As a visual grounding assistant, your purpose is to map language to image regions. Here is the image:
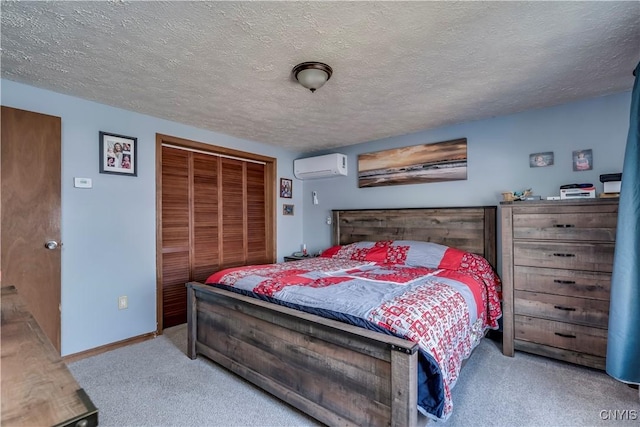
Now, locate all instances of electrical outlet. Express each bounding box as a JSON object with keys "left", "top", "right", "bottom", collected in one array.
[
  {"left": 118, "top": 295, "right": 128, "bottom": 310},
  {"left": 326, "top": 216, "right": 332, "bottom": 225}
]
